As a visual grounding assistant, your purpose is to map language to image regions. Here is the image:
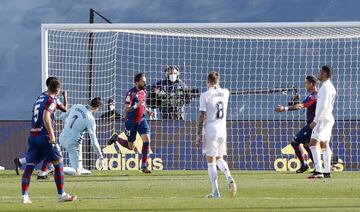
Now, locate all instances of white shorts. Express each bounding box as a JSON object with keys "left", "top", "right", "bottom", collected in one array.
[
  {"left": 59, "top": 135, "right": 83, "bottom": 170},
  {"left": 202, "top": 135, "right": 227, "bottom": 157},
  {"left": 311, "top": 119, "right": 334, "bottom": 142}
]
